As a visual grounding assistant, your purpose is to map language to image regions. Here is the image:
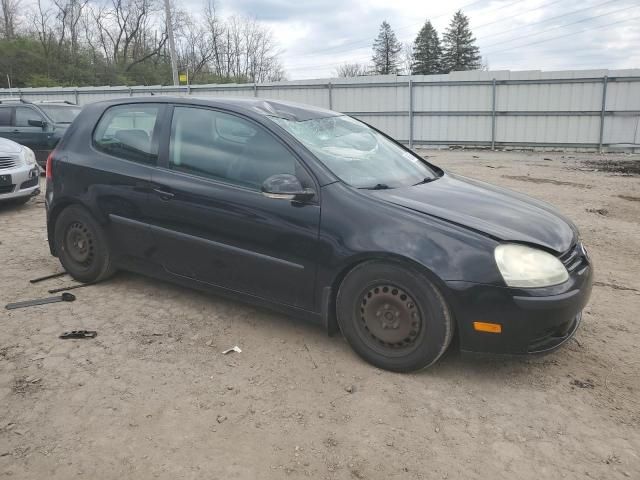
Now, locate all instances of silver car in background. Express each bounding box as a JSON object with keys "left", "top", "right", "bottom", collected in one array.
[{"left": 0, "top": 137, "right": 40, "bottom": 204}]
